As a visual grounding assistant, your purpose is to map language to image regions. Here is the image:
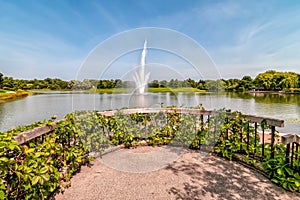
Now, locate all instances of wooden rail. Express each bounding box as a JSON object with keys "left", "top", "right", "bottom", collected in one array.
[
  {"left": 98, "top": 108, "right": 284, "bottom": 127},
  {"left": 14, "top": 123, "right": 56, "bottom": 144},
  {"left": 281, "top": 133, "right": 300, "bottom": 145},
  {"left": 14, "top": 108, "right": 285, "bottom": 145}
]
